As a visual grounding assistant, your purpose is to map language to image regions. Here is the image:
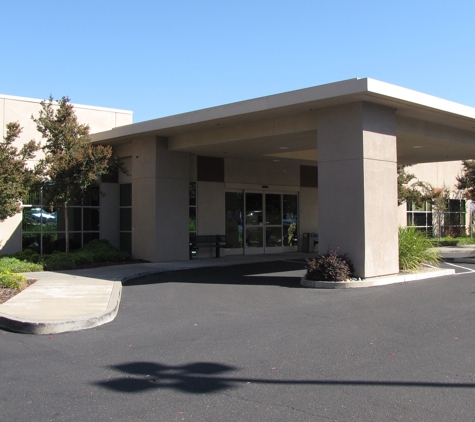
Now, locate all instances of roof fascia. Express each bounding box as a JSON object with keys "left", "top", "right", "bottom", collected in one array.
[
  {"left": 90, "top": 78, "right": 369, "bottom": 143},
  {"left": 90, "top": 78, "right": 475, "bottom": 144}
]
